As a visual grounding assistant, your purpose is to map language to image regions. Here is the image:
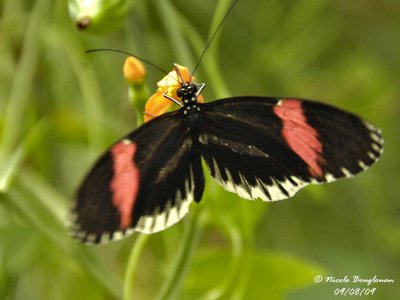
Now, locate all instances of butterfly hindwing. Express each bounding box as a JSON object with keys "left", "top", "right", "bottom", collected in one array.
[
  {"left": 199, "top": 96, "right": 383, "bottom": 201},
  {"left": 72, "top": 112, "right": 205, "bottom": 243}
]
